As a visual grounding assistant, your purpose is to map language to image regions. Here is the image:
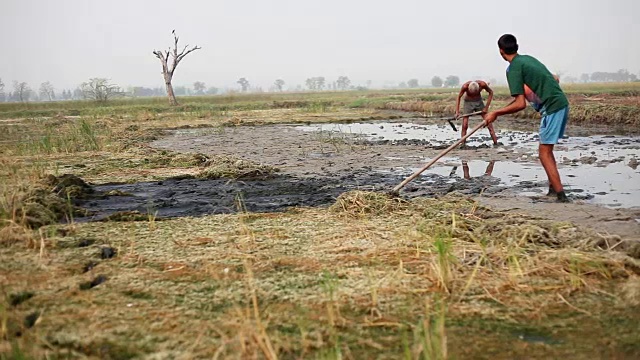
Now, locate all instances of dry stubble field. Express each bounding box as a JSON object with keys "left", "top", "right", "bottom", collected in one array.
[{"left": 1, "top": 85, "right": 640, "bottom": 359}]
